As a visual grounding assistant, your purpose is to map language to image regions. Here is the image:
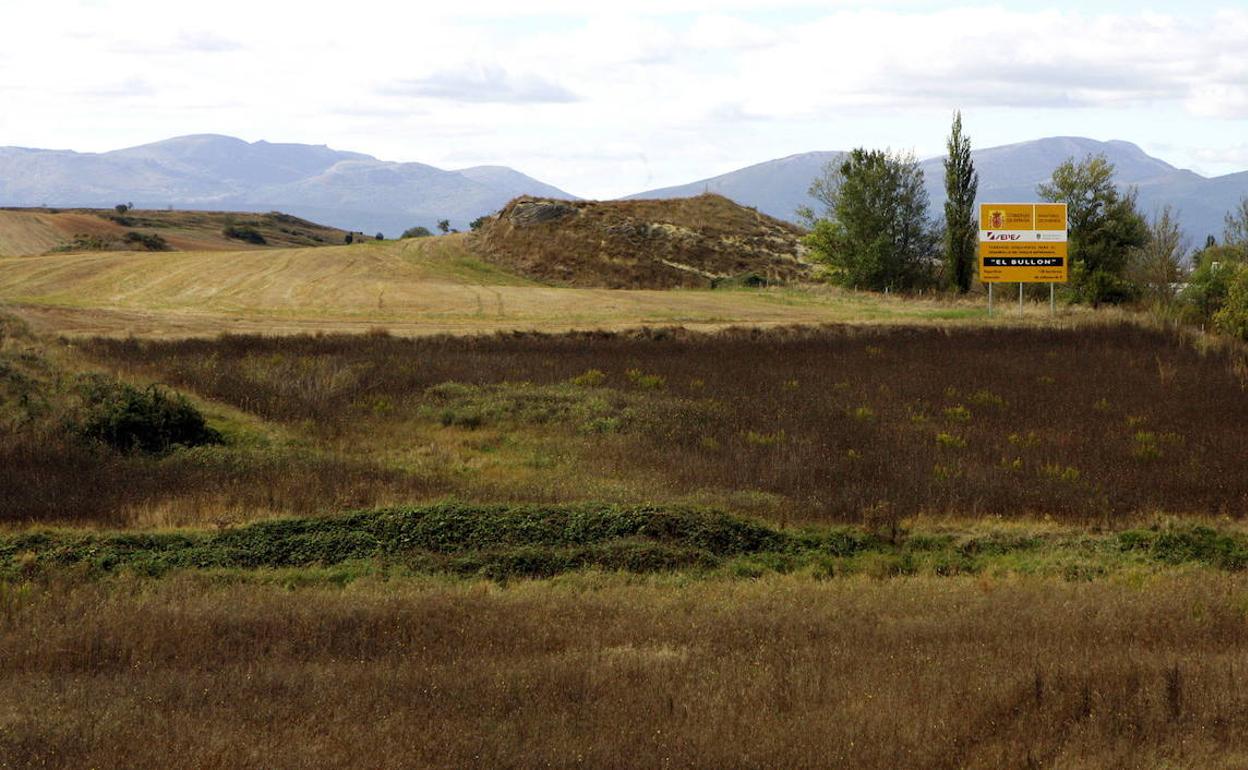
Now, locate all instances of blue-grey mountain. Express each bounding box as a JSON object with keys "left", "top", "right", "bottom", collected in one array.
[
  {"left": 0, "top": 134, "right": 574, "bottom": 236},
  {"left": 628, "top": 137, "right": 1247, "bottom": 247}
]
